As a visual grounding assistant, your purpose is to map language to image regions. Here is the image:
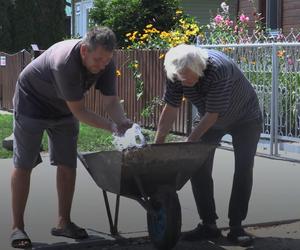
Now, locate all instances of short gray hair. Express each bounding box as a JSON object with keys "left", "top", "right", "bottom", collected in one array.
[
  {"left": 82, "top": 26, "right": 117, "bottom": 52},
  {"left": 164, "top": 44, "right": 208, "bottom": 81}
]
